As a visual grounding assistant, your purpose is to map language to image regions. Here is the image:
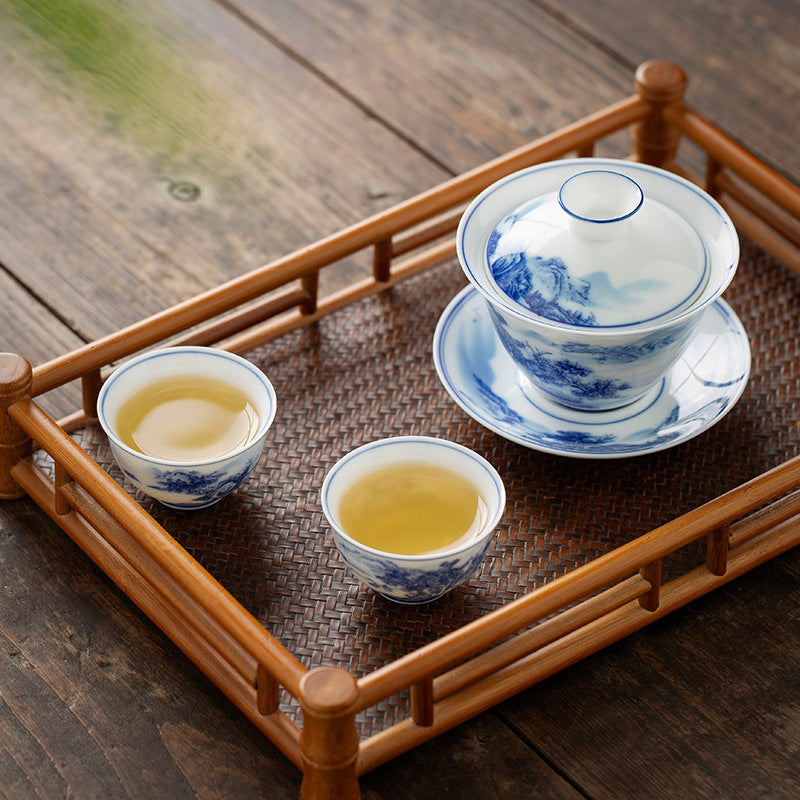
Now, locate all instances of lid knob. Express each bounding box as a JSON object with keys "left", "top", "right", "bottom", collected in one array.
[{"left": 558, "top": 170, "right": 644, "bottom": 242}]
